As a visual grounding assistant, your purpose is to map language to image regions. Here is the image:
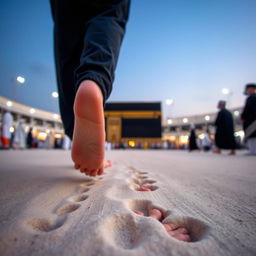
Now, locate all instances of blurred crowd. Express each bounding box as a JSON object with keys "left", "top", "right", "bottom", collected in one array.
[{"left": 1, "top": 84, "right": 255, "bottom": 155}]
